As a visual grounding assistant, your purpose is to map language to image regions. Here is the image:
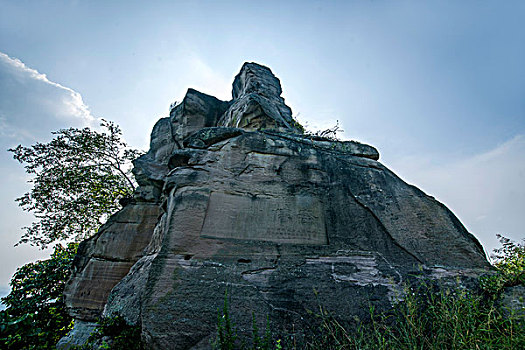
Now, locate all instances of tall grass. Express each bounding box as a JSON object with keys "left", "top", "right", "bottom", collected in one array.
[
  {"left": 308, "top": 282, "right": 524, "bottom": 350},
  {"left": 214, "top": 282, "right": 524, "bottom": 350}
]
